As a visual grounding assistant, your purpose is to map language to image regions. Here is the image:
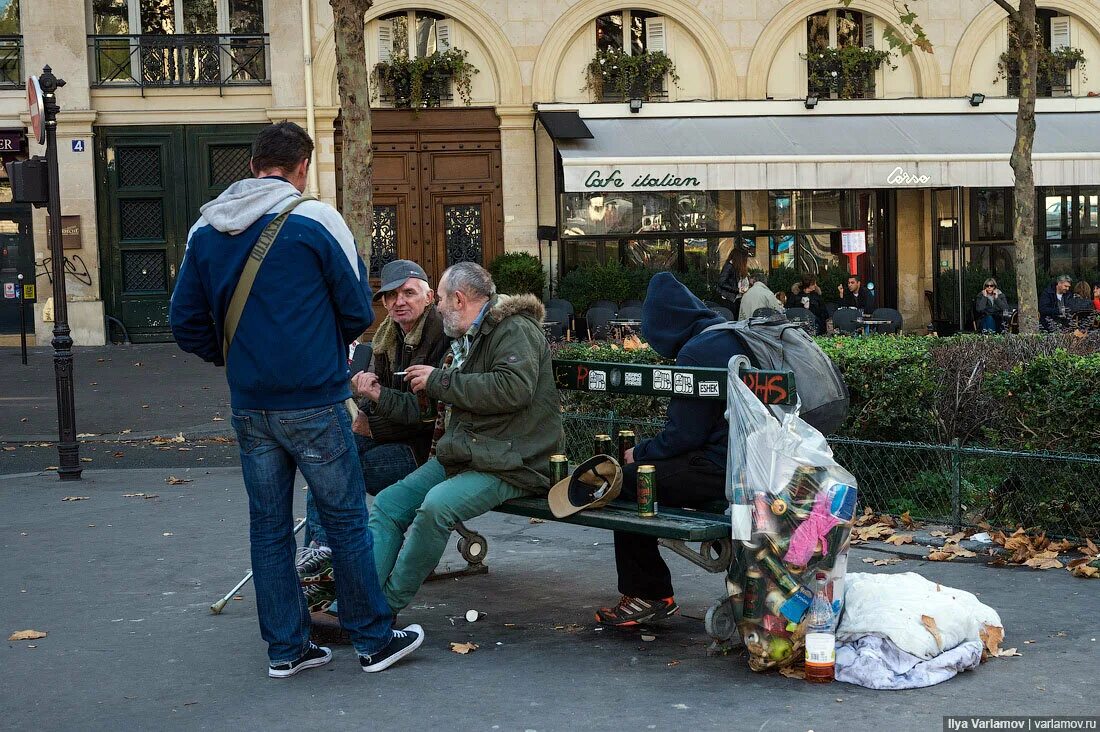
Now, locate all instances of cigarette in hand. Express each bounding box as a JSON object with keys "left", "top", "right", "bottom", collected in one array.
[{"left": 393, "top": 371, "right": 408, "bottom": 377}]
